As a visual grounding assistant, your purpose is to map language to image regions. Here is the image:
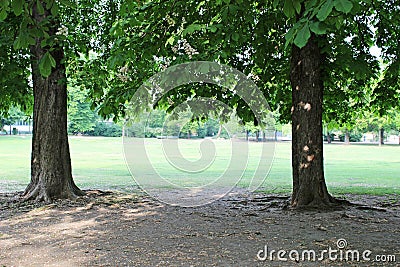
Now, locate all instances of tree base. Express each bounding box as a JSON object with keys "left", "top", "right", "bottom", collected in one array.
[
  {"left": 23, "top": 181, "right": 85, "bottom": 202},
  {"left": 291, "top": 192, "right": 350, "bottom": 210}
]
